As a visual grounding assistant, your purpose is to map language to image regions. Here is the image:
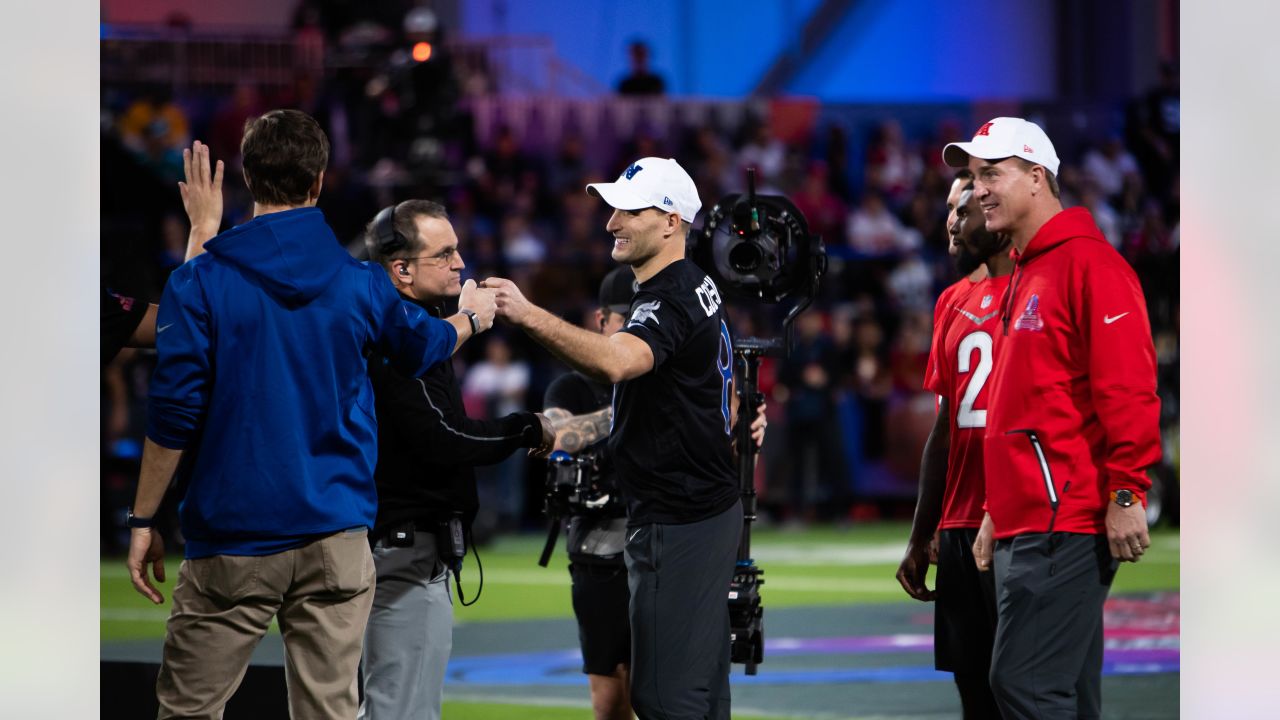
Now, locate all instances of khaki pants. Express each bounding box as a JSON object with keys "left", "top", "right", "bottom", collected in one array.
[{"left": 156, "top": 528, "right": 375, "bottom": 720}]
